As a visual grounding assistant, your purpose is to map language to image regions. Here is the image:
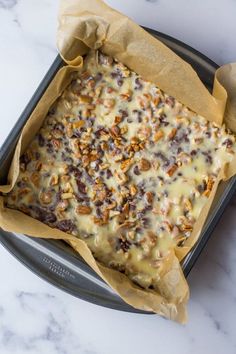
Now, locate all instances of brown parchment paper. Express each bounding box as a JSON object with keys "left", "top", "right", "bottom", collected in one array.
[{"left": 0, "top": 0, "right": 236, "bottom": 323}]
